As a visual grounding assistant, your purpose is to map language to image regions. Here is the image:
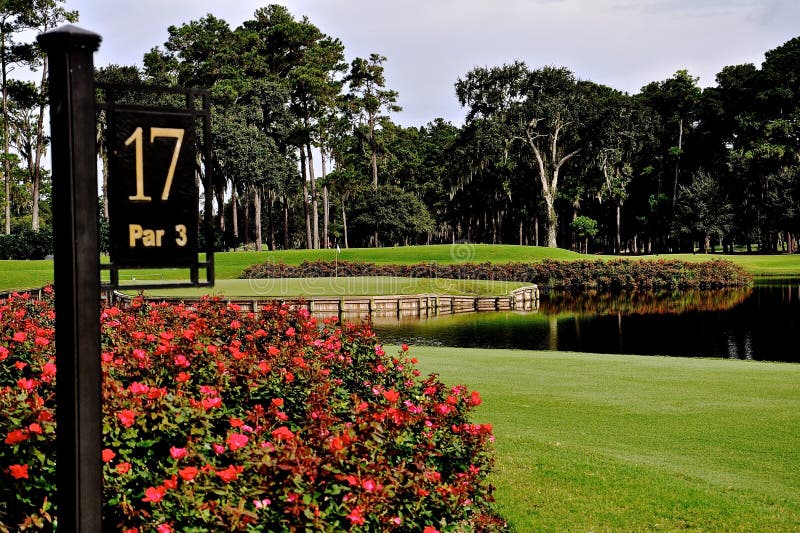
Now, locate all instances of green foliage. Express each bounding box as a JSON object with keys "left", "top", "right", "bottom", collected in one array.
[
  {"left": 0, "top": 291, "right": 504, "bottom": 532},
  {"left": 0, "top": 227, "right": 52, "bottom": 259},
  {"left": 570, "top": 216, "right": 598, "bottom": 240}
]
